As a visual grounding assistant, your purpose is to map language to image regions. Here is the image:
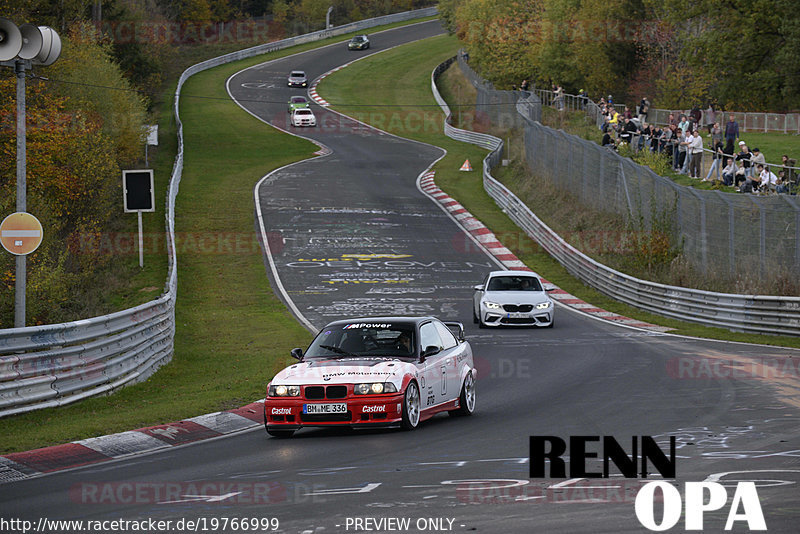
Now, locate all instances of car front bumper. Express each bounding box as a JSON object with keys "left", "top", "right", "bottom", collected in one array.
[
  {"left": 264, "top": 393, "right": 405, "bottom": 429},
  {"left": 481, "top": 310, "right": 553, "bottom": 327}
]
